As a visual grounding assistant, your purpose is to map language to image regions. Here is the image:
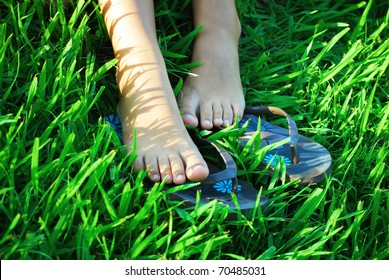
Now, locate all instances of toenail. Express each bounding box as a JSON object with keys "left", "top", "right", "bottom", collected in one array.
[
  {"left": 223, "top": 120, "right": 231, "bottom": 126},
  {"left": 204, "top": 120, "right": 212, "bottom": 127},
  {"left": 175, "top": 174, "right": 185, "bottom": 182},
  {"left": 151, "top": 174, "right": 159, "bottom": 181},
  {"left": 214, "top": 117, "right": 222, "bottom": 124},
  {"left": 183, "top": 114, "right": 195, "bottom": 120},
  {"left": 188, "top": 165, "right": 203, "bottom": 175}
]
